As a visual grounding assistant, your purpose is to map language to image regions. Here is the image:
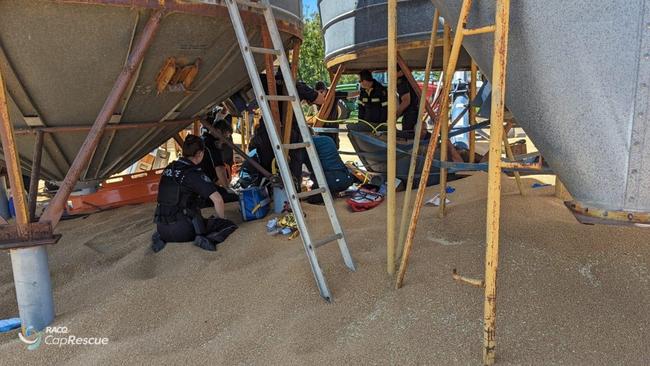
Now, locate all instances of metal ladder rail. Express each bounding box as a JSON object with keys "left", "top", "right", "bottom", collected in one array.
[
  {"left": 225, "top": 0, "right": 355, "bottom": 302},
  {"left": 257, "top": 0, "right": 356, "bottom": 272}
]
